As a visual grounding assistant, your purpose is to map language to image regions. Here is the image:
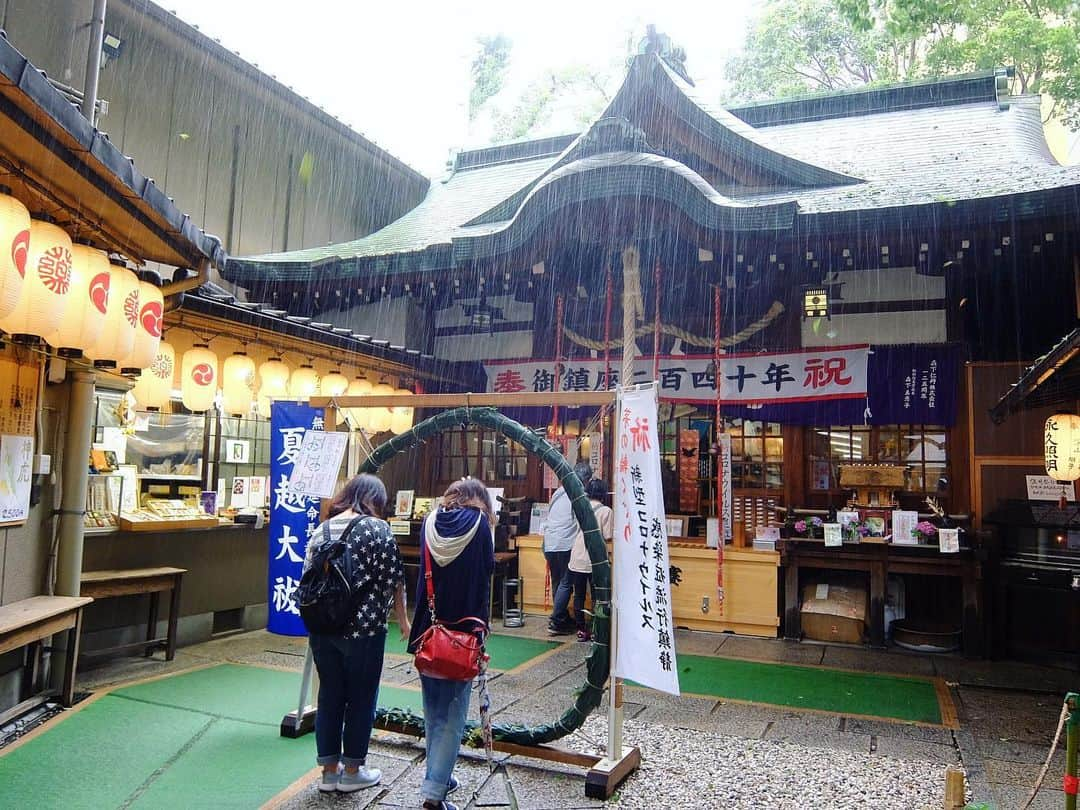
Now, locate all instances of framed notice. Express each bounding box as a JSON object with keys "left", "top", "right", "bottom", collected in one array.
[
  {"left": 823, "top": 523, "right": 842, "bottom": 547},
  {"left": 1025, "top": 475, "right": 1075, "bottom": 502},
  {"left": 892, "top": 510, "right": 919, "bottom": 544},
  {"left": 289, "top": 430, "right": 349, "bottom": 499},
  {"left": 395, "top": 489, "right": 415, "bottom": 518},
  {"left": 230, "top": 476, "right": 249, "bottom": 509},
  {"left": 248, "top": 476, "right": 267, "bottom": 508},
  {"left": 0, "top": 434, "right": 33, "bottom": 525},
  {"left": 225, "top": 439, "right": 250, "bottom": 464},
  {"left": 938, "top": 527, "right": 960, "bottom": 553}
]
